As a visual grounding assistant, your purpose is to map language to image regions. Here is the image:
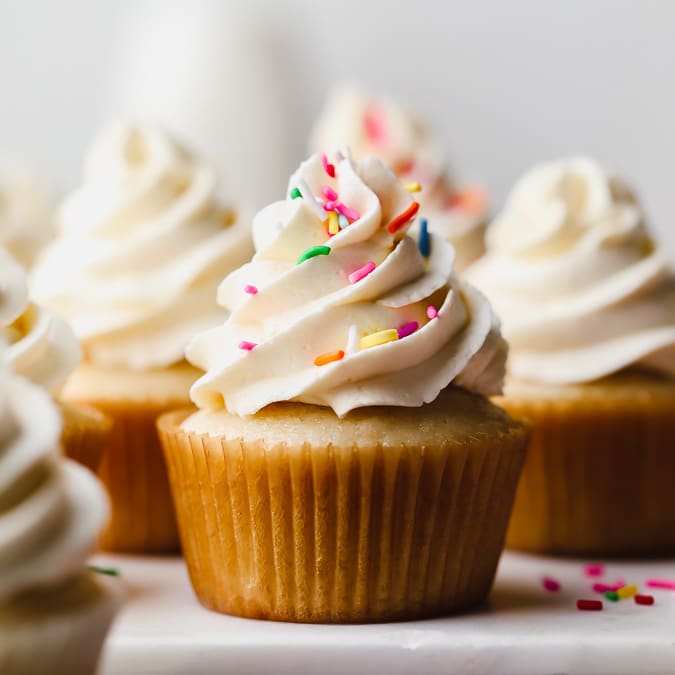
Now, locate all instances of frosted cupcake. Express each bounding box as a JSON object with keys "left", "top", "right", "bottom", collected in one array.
[
  {"left": 0, "top": 248, "right": 110, "bottom": 471},
  {"left": 158, "top": 151, "right": 529, "bottom": 622},
  {"left": 310, "top": 85, "right": 488, "bottom": 270},
  {"left": 468, "top": 156, "right": 675, "bottom": 555},
  {"left": 0, "top": 359, "right": 120, "bottom": 675},
  {"left": 0, "top": 162, "right": 53, "bottom": 268},
  {"left": 32, "top": 122, "right": 254, "bottom": 552}
]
